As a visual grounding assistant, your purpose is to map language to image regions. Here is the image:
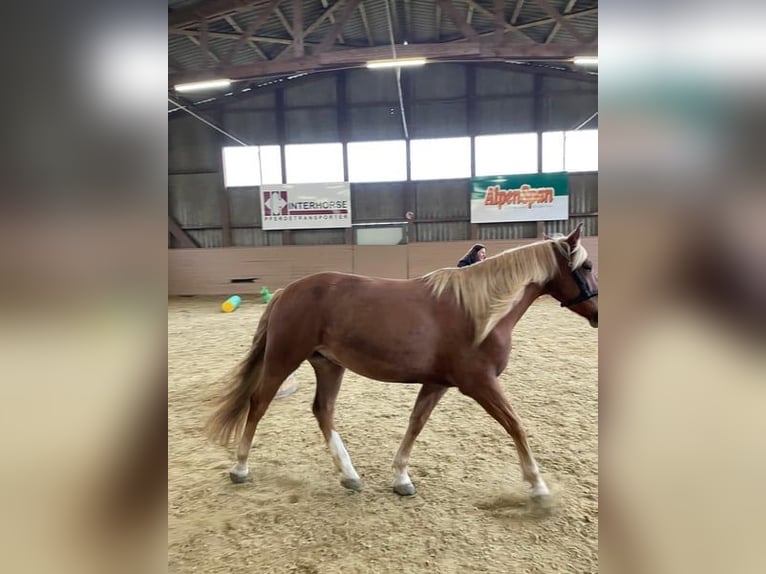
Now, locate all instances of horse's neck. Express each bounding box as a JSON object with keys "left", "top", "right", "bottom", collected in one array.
[{"left": 496, "top": 282, "right": 545, "bottom": 333}]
